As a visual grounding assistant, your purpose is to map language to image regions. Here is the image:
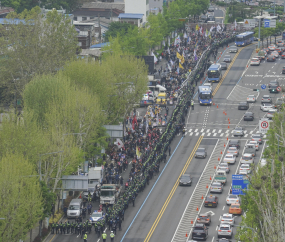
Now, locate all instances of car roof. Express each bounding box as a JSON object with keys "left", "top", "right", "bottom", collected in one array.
[
  {"left": 263, "top": 95, "right": 270, "bottom": 97},
  {"left": 229, "top": 139, "right": 239, "bottom": 143}
]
